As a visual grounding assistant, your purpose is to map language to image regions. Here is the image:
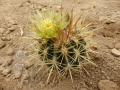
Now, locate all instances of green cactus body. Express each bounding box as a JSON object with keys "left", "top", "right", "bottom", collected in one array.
[{"left": 38, "top": 38, "right": 87, "bottom": 71}]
